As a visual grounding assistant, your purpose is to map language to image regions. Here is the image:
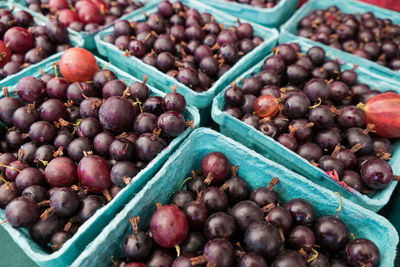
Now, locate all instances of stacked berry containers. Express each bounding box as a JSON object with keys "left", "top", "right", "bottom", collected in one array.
[
  {"left": 202, "top": 0, "right": 299, "bottom": 28},
  {"left": 0, "top": 3, "right": 83, "bottom": 86},
  {"left": 211, "top": 40, "right": 400, "bottom": 212},
  {"left": 0, "top": 54, "right": 199, "bottom": 267},
  {"left": 71, "top": 128, "right": 398, "bottom": 266},
  {"left": 94, "top": 0, "right": 279, "bottom": 124},
  {"left": 14, "top": 0, "right": 154, "bottom": 50},
  {"left": 280, "top": 0, "right": 400, "bottom": 82}
]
